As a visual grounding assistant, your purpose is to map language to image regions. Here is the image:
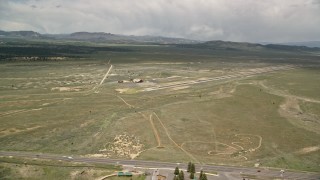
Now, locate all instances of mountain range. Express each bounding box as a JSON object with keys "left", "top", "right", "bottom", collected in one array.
[
  {"left": 0, "top": 30, "right": 319, "bottom": 52},
  {"left": 177, "top": 40, "right": 320, "bottom": 52},
  {"left": 0, "top": 30, "right": 198, "bottom": 44},
  {"left": 277, "top": 41, "right": 320, "bottom": 48}
]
